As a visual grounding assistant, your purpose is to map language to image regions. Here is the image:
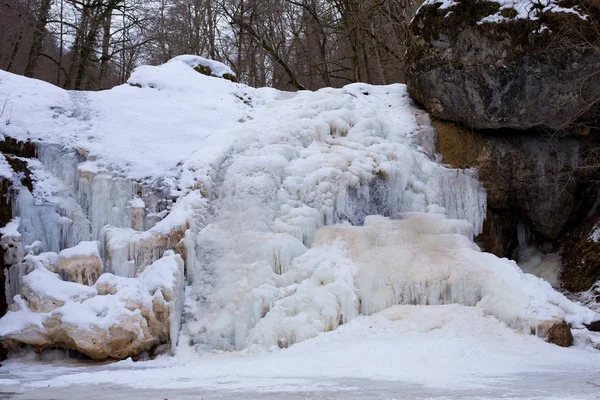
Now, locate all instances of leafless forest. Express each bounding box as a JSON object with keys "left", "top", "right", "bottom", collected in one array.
[{"left": 0, "top": 0, "right": 421, "bottom": 91}]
